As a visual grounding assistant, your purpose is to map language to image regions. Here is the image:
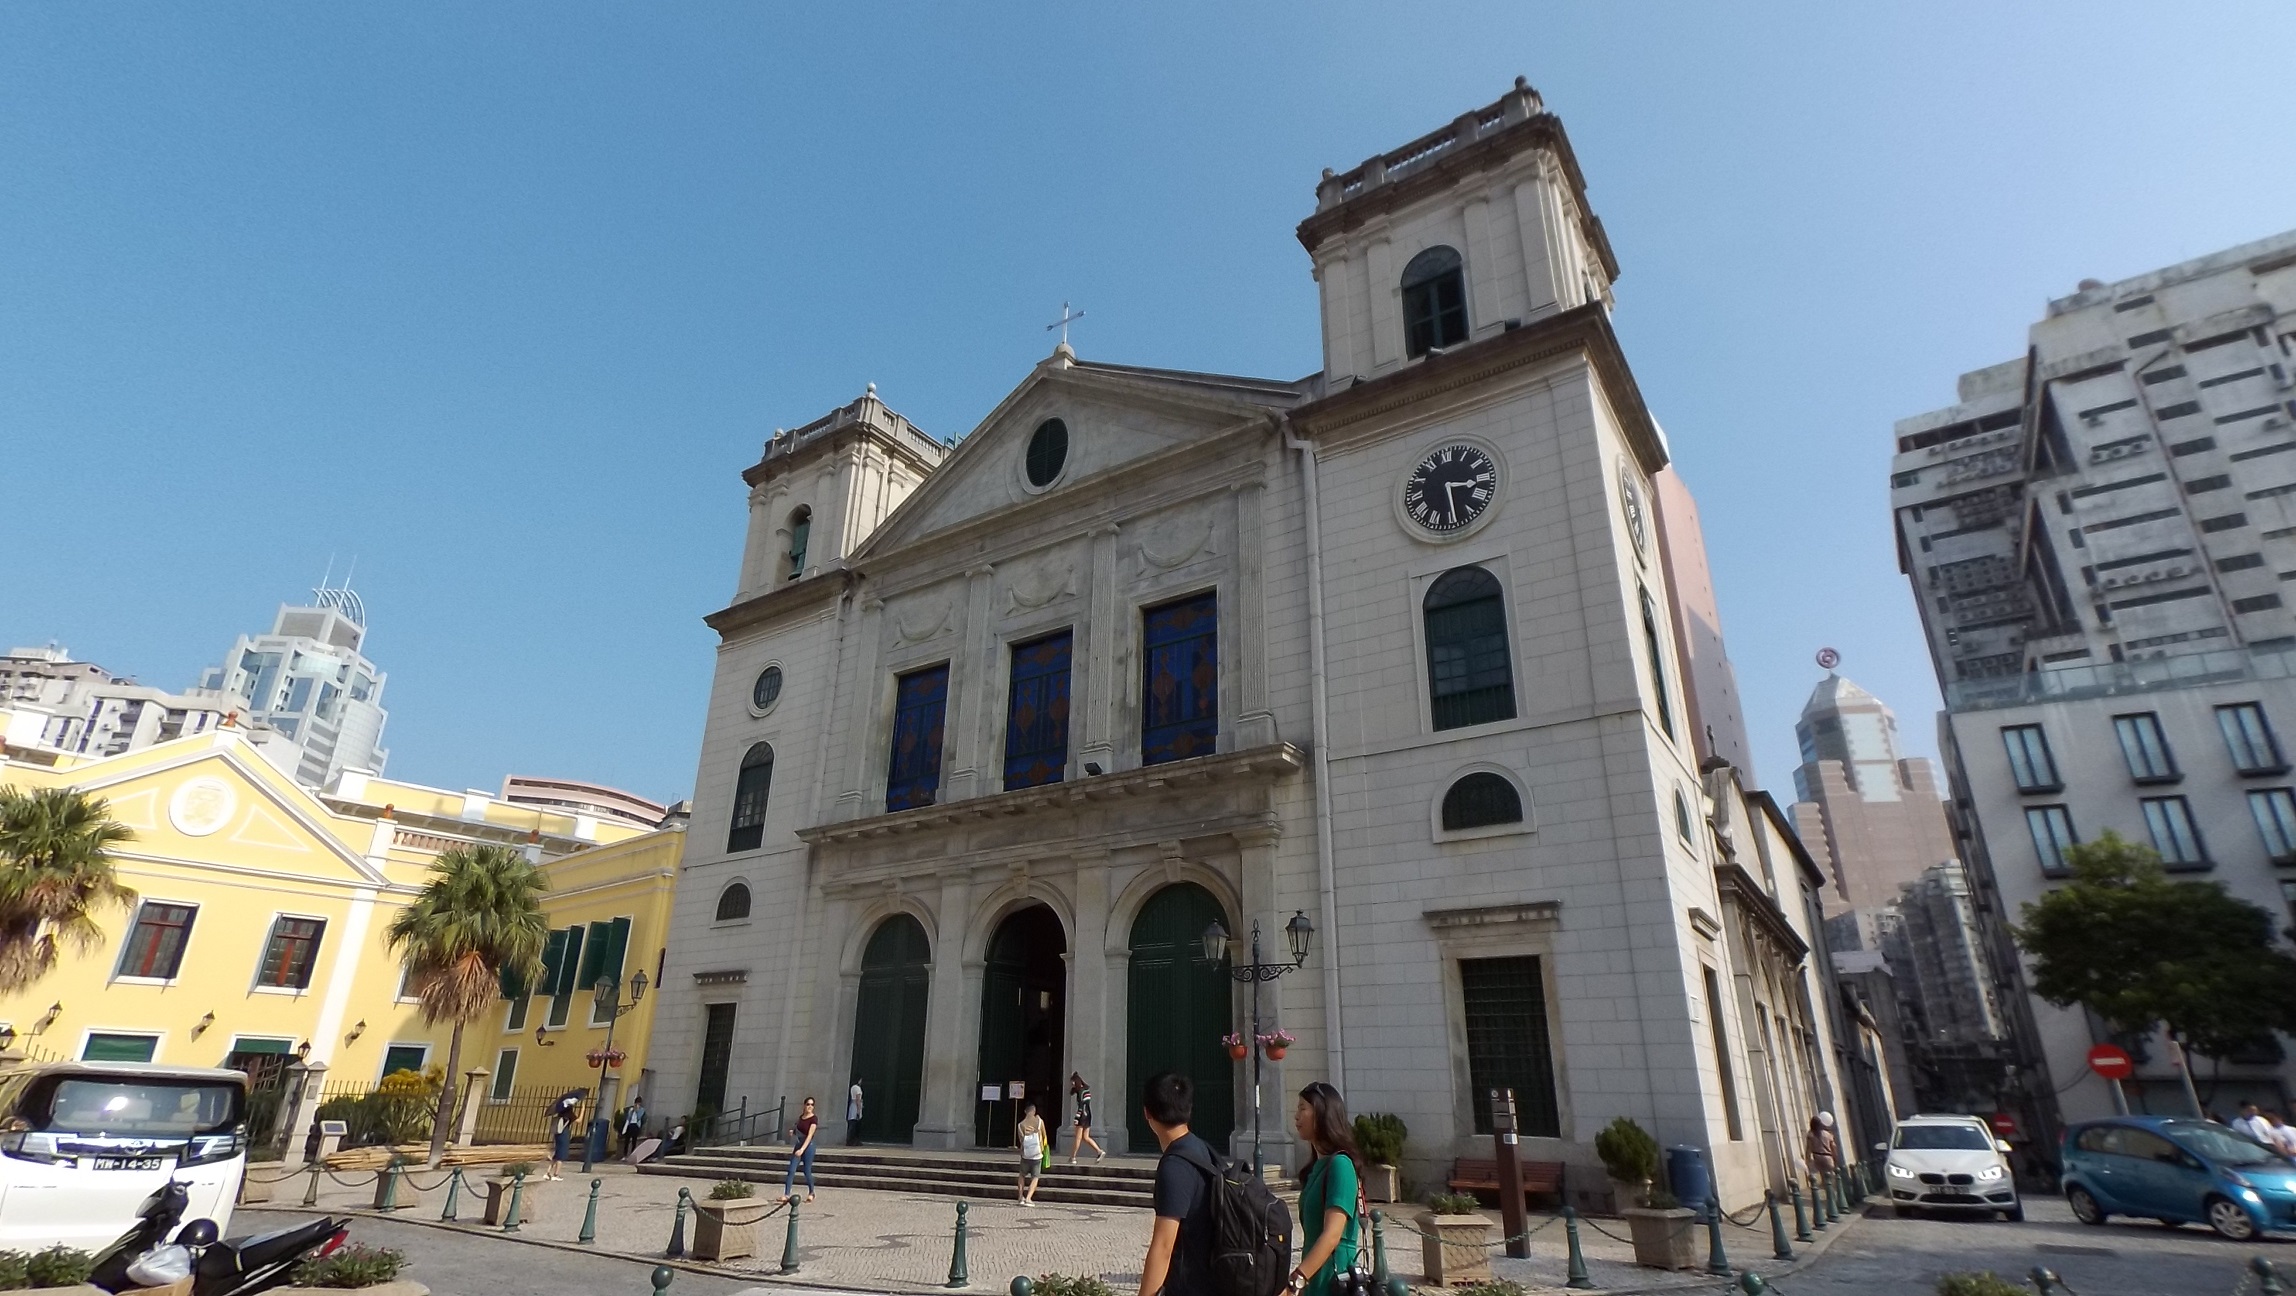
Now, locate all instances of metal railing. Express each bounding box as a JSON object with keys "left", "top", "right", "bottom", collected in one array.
[
  {"left": 690, "top": 1095, "right": 787, "bottom": 1149},
  {"left": 1948, "top": 643, "right": 2296, "bottom": 710}
]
